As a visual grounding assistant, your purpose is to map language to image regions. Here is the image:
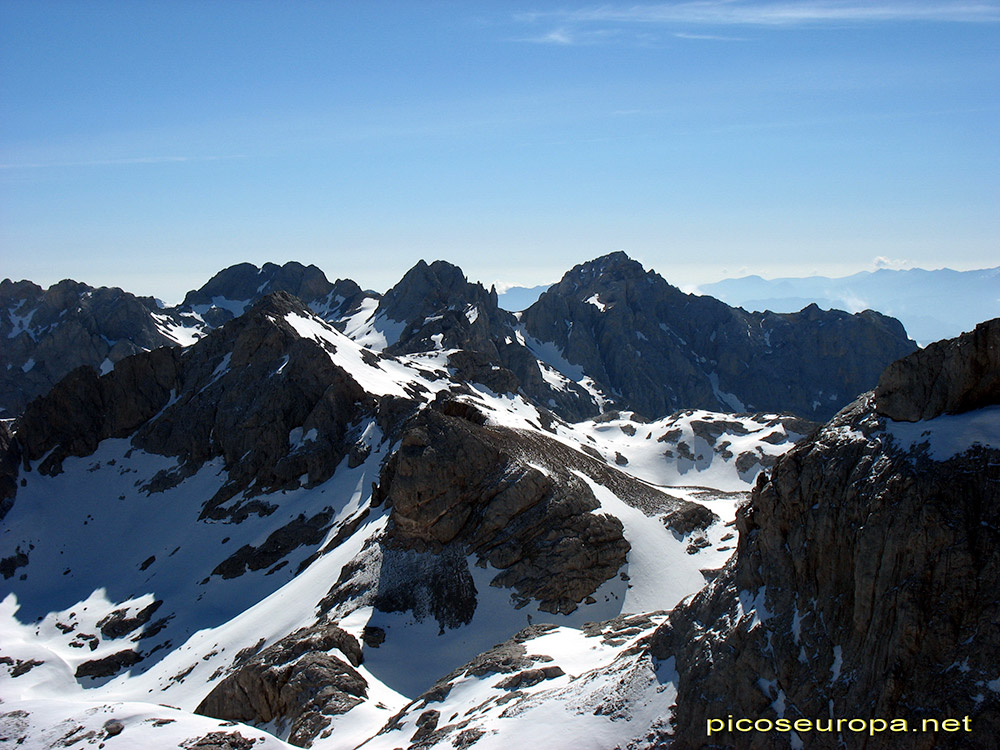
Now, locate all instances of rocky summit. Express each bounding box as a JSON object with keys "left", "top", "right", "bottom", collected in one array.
[
  {"left": 0, "top": 256, "right": 993, "bottom": 750},
  {"left": 520, "top": 252, "right": 917, "bottom": 421}
]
